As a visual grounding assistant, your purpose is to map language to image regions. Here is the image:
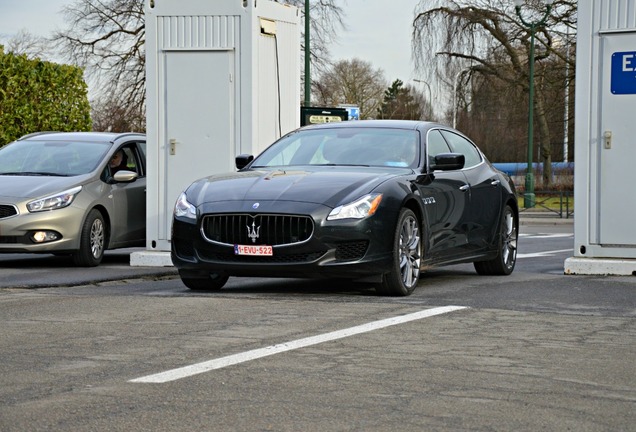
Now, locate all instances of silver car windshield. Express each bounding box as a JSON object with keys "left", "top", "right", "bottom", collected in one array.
[
  {"left": 252, "top": 128, "right": 420, "bottom": 169},
  {"left": 0, "top": 140, "right": 111, "bottom": 176}
]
